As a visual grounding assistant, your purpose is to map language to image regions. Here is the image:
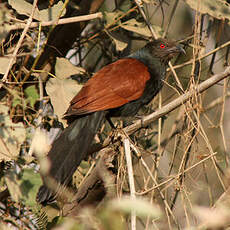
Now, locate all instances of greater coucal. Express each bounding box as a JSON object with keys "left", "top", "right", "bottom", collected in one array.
[{"left": 37, "top": 38, "right": 185, "bottom": 204}]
